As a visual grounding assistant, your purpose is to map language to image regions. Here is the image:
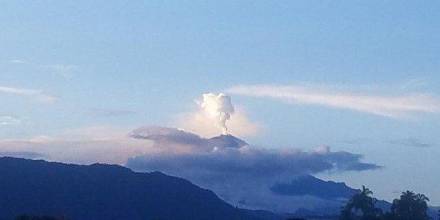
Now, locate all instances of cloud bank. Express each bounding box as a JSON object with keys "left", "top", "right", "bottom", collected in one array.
[
  {"left": 126, "top": 126, "right": 380, "bottom": 212},
  {"left": 227, "top": 84, "right": 440, "bottom": 118},
  {"left": 128, "top": 127, "right": 379, "bottom": 177}
]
